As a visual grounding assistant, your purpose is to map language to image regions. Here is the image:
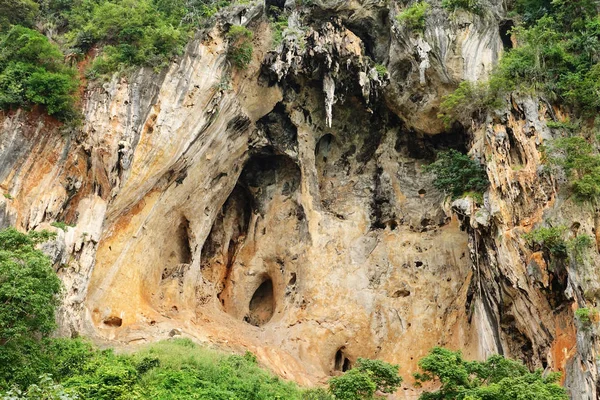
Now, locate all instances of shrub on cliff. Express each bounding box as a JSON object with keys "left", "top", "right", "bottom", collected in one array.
[
  {"left": 0, "top": 26, "right": 78, "bottom": 119},
  {"left": 441, "top": 0, "right": 483, "bottom": 14},
  {"left": 227, "top": 25, "right": 254, "bottom": 69},
  {"left": 544, "top": 136, "right": 600, "bottom": 203},
  {"left": 327, "top": 358, "right": 402, "bottom": 399},
  {"left": 415, "top": 347, "right": 568, "bottom": 400},
  {"left": 396, "top": 1, "right": 430, "bottom": 33},
  {"left": 423, "top": 149, "right": 489, "bottom": 199},
  {"left": 0, "top": 0, "right": 39, "bottom": 29},
  {"left": 523, "top": 226, "right": 568, "bottom": 257},
  {"left": 0, "top": 228, "right": 61, "bottom": 389}
]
